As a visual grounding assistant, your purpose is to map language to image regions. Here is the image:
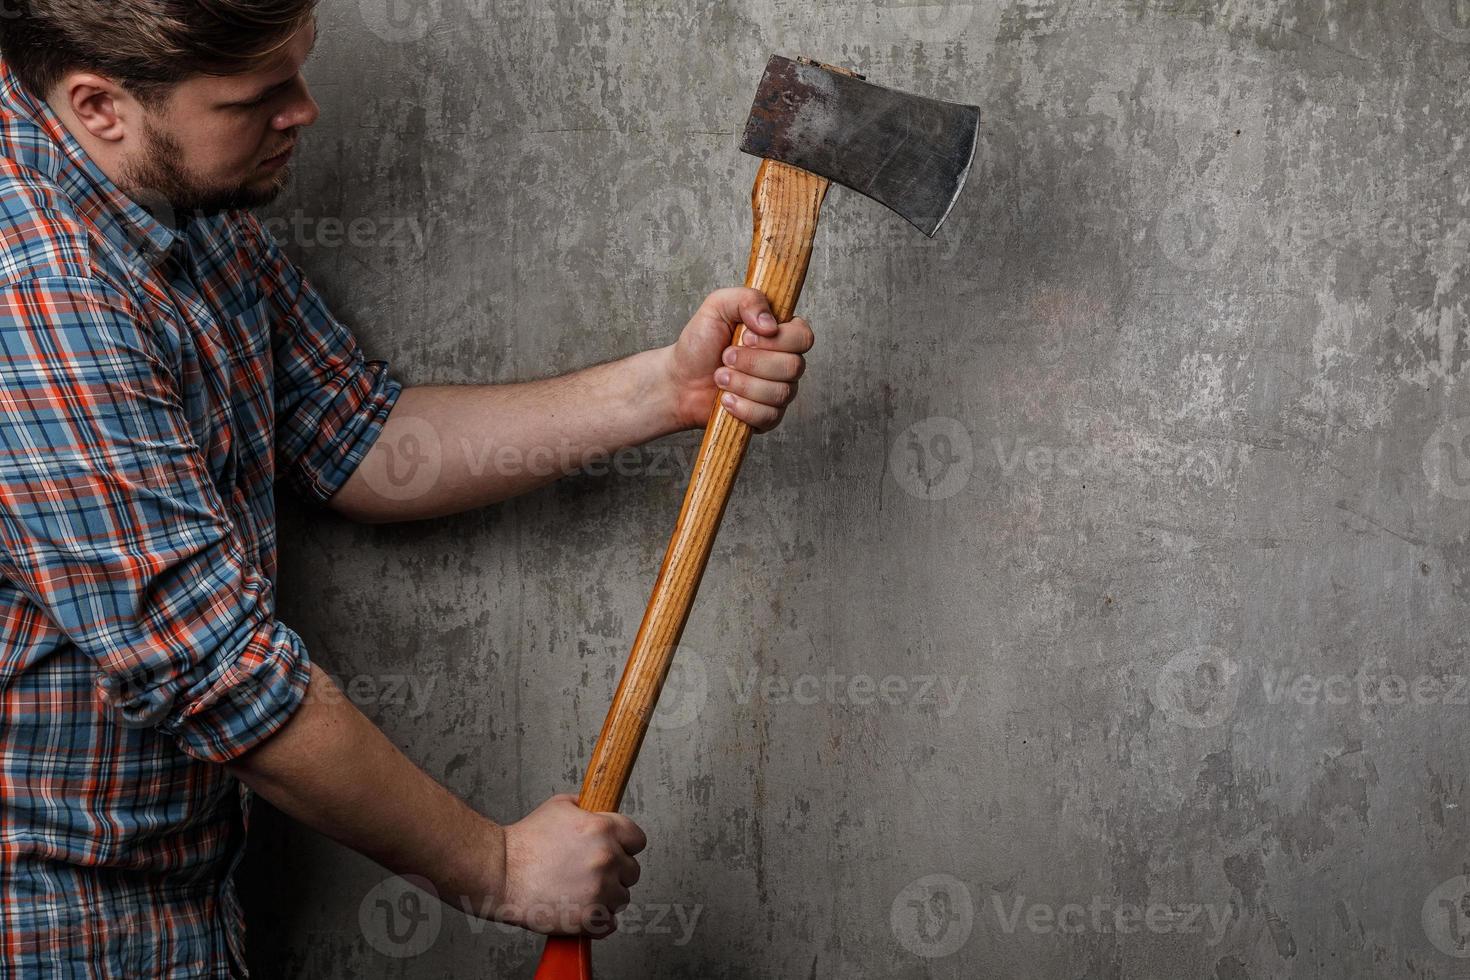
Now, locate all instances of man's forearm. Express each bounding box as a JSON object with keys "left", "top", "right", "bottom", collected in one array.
[
  {"left": 226, "top": 665, "right": 502, "bottom": 910},
  {"left": 330, "top": 346, "right": 682, "bottom": 523}
]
